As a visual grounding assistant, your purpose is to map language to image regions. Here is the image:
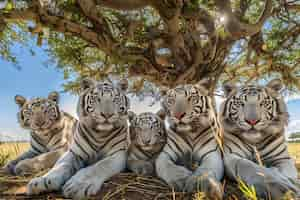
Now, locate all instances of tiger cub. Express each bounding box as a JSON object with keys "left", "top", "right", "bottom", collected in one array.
[
  {"left": 3, "top": 92, "right": 77, "bottom": 176},
  {"left": 127, "top": 112, "right": 166, "bottom": 175},
  {"left": 155, "top": 79, "right": 224, "bottom": 199},
  {"left": 220, "top": 79, "right": 300, "bottom": 199},
  {"left": 27, "top": 79, "right": 130, "bottom": 199}
]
